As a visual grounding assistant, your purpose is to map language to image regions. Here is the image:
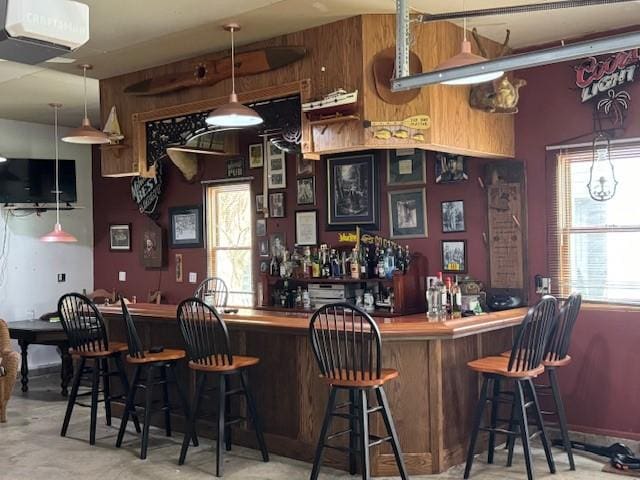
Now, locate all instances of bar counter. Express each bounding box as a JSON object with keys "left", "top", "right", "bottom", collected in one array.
[{"left": 100, "top": 304, "right": 526, "bottom": 475}]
